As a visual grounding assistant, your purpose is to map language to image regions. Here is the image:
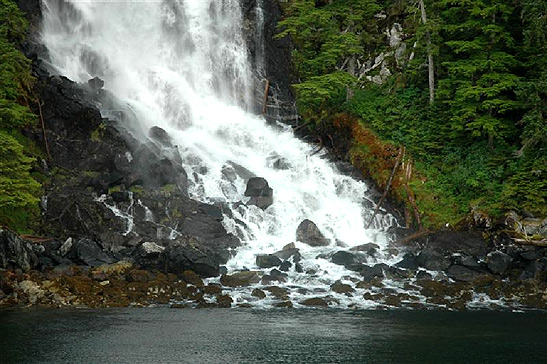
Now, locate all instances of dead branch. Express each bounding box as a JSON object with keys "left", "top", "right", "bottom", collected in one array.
[
  {"left": 367, "top": 146, "right": 404, "bottom": 229},
  {"left": 37, "top": 98, "right": 52, "bottom": 161}
]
